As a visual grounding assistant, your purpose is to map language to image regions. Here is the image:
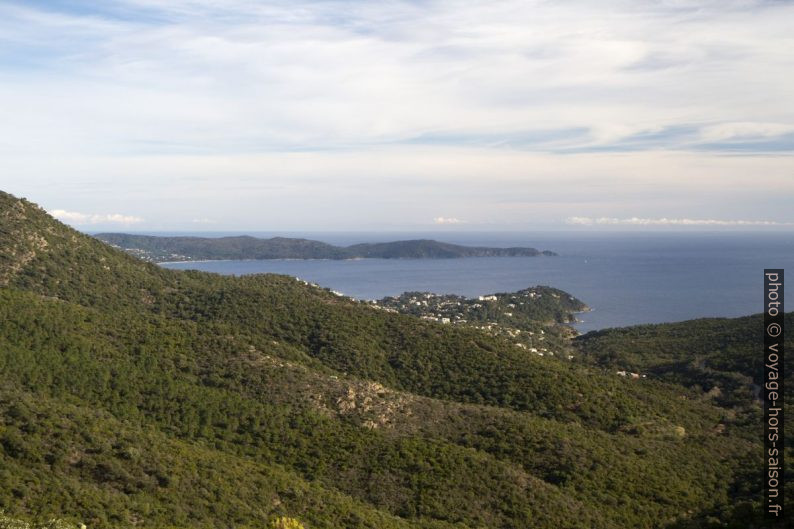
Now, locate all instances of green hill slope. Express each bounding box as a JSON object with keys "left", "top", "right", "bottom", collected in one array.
[
  {"left": 576, "top": 315, "right": 794, "bottom": 409},
  {"left": 0, "top": 191, "right": 790, "bottom": 529}
]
